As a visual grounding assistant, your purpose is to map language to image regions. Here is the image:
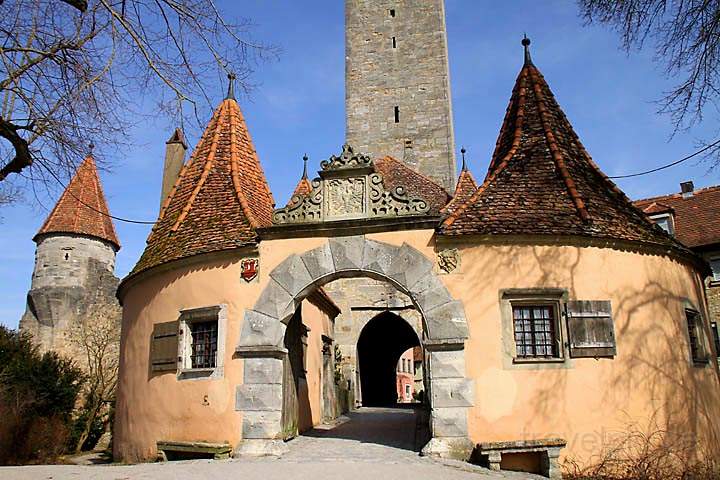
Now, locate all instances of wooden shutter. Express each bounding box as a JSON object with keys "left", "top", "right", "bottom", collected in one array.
[
  {"left": 566, "top": 300, "right": 616, "bottom": 358},
  {"left": 151, "top": 321, "right": 179, "bottom": 372}
]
